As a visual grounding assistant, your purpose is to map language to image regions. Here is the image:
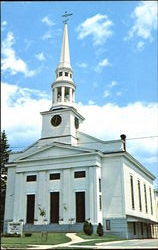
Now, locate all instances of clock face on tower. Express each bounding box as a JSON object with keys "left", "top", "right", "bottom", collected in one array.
[
  {"left": 74, "top": 117, "right": 79, "bottom": 129},
  {"left": 51, "top": 115, "right": 62, "bottom": 127}
]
